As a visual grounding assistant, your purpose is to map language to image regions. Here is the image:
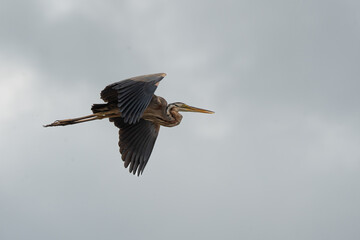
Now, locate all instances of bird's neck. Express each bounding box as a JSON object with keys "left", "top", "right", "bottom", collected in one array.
[{"left": 163, "top": 108, "right": 182, "bottom": 127}]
